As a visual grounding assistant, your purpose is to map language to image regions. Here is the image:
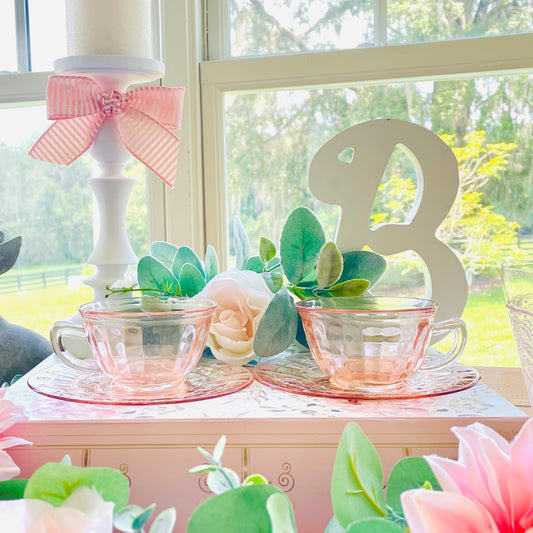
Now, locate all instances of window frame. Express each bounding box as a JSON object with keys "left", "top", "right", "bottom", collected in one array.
[{"left": 198, "top": 1, "right": 533, "bottom": 266}]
